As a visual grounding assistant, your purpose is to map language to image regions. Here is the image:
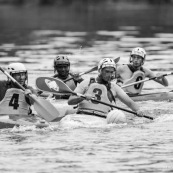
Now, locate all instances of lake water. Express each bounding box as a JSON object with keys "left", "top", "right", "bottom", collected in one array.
[{"left": 0, "top": 3, "right": 173, "bottom": 173}]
